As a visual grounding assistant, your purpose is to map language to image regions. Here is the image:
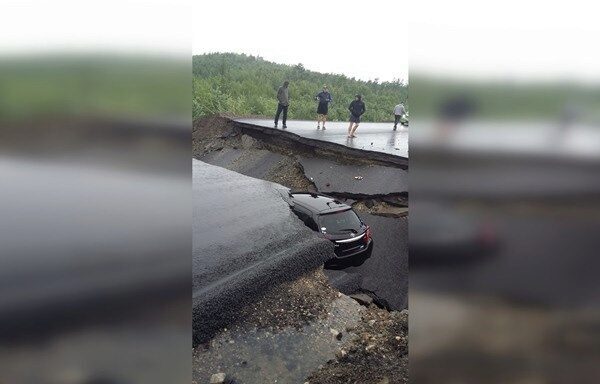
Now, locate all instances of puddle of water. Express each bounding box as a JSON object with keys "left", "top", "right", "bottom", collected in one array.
[{"left": 193, "top": 296, "right": 363, "bottom": 383}]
